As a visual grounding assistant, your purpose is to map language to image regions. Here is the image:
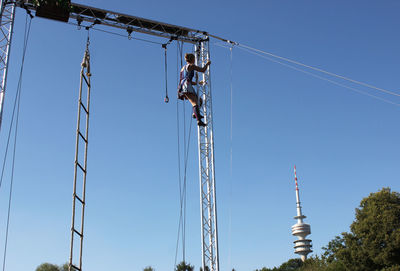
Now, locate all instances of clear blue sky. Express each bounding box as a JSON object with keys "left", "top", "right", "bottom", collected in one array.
[{"left": 0, "top": 0, "right": 400, "bottom": 270}]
